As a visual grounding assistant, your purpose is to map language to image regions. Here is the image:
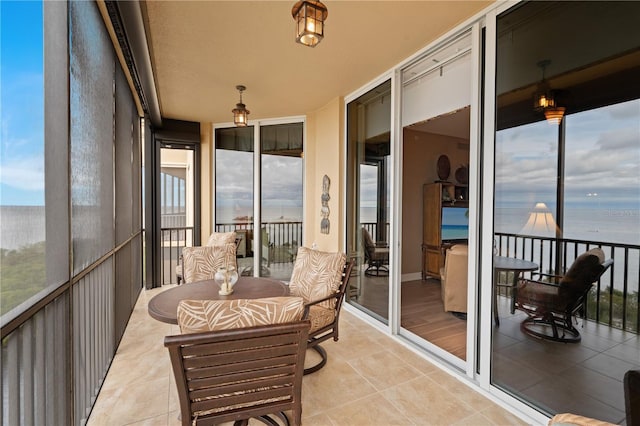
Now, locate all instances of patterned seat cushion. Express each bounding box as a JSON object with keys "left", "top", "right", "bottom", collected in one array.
[
  {"left": 206, "top": 231, "right": 237, "bottom": 247},
  {"left": 307, "top": 305, "right": 336, "bottom": 333},
  {"left": 182, "top": 243, "right": 237, "bottom": 283},
  {"left": 289, "top": 247, "right": 346, "bottom": 309},
  {"left": 177, "top": 297, "right": 305, "bottom": 334}
]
